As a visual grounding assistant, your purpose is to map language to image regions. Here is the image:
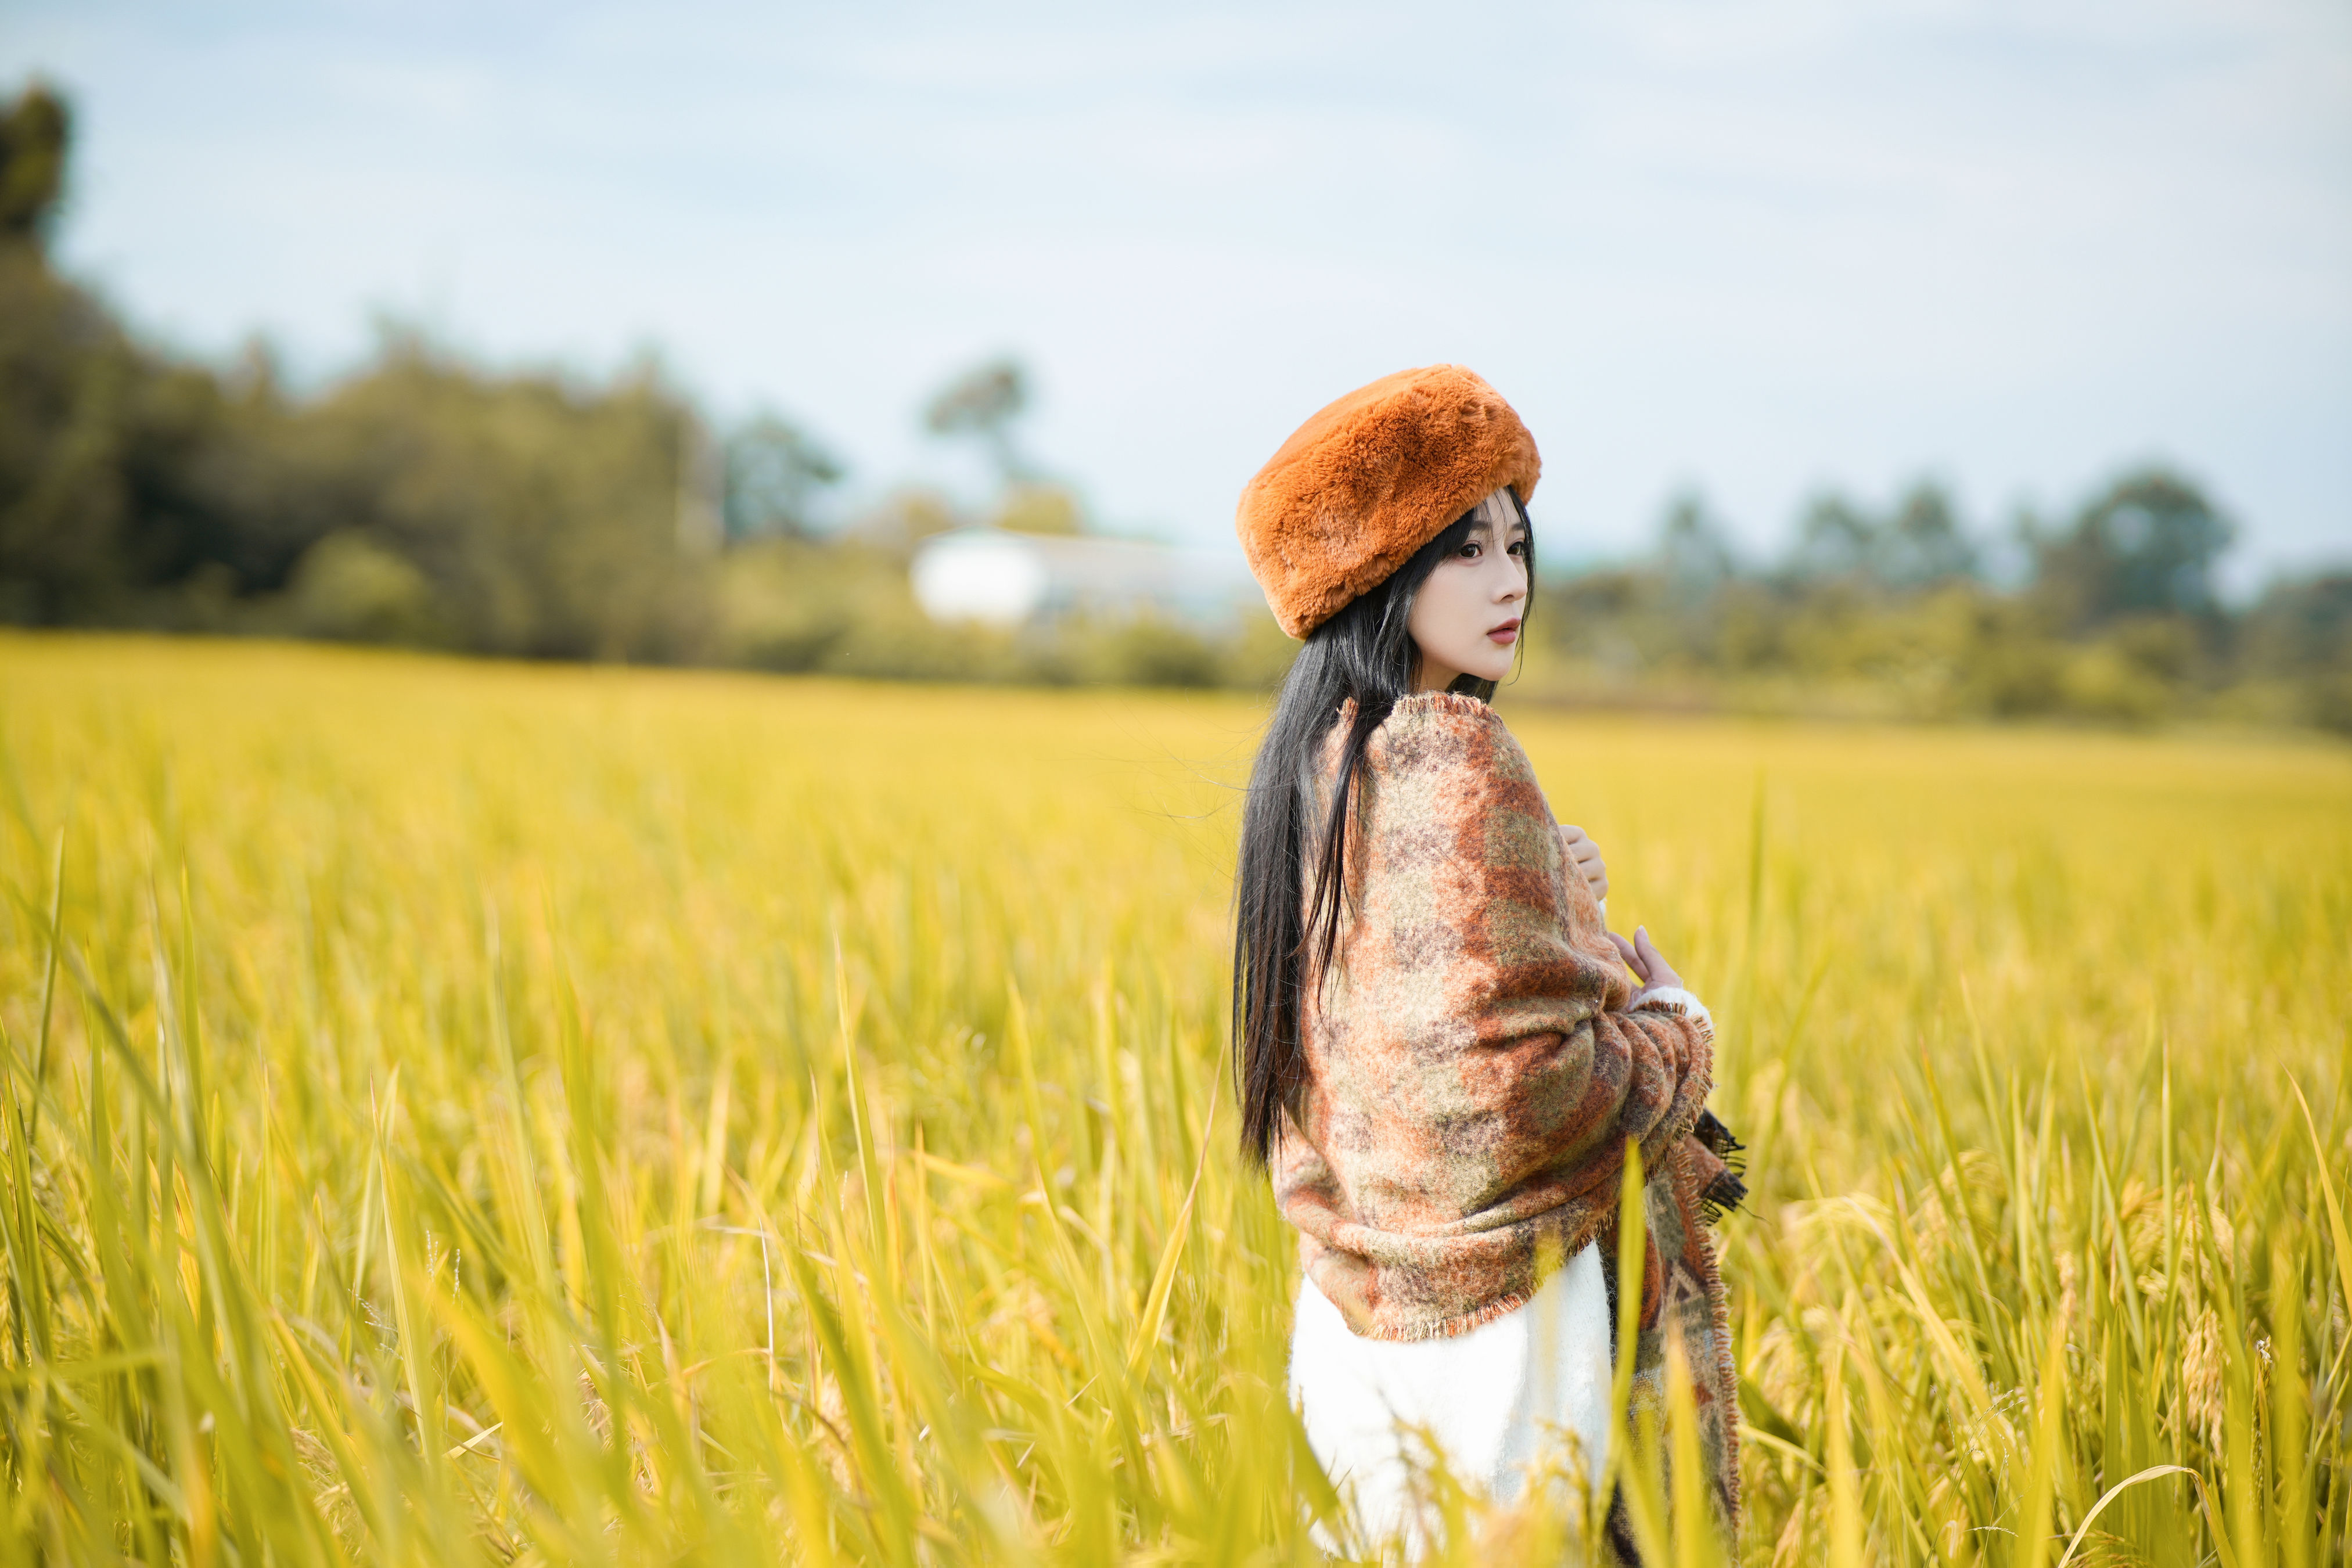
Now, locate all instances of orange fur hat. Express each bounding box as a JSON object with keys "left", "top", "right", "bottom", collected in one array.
[{"left": 1235, "top": 364, "right": 1541, "bottom": 638}]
